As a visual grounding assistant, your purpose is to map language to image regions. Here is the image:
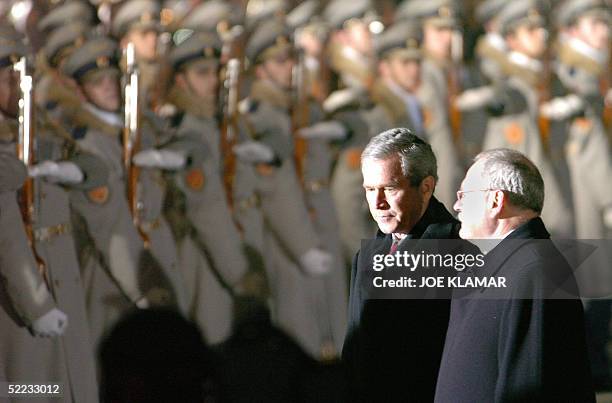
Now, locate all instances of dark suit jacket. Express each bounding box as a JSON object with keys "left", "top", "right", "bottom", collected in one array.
[
  {"left": 342, "top": 197, "right": 460, "bottom": 402},
  {"left": 435, "top": 217, "right": 595, "bottom": 403}
]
